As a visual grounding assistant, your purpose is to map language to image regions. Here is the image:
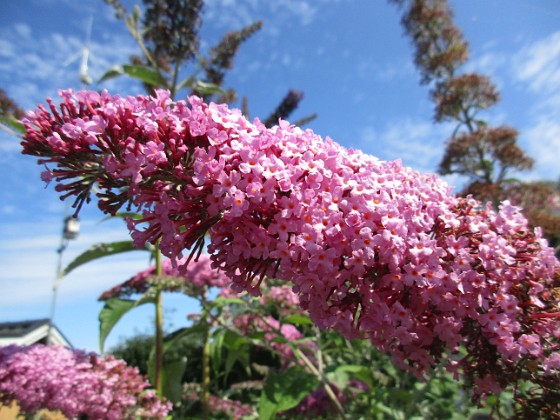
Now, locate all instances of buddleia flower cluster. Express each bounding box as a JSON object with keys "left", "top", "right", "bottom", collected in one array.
[
  {"left": 99, "top": 254, "right": 230, "bottom": 300},
  {"left": 182, "top": 384, "right": 256, "bottom": 418},
  {"left": 0, "top": 345, "right": 171, "bottom": 419},
  {"left": 22, "top": 89, "right": 559, "bottom": 396}
]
